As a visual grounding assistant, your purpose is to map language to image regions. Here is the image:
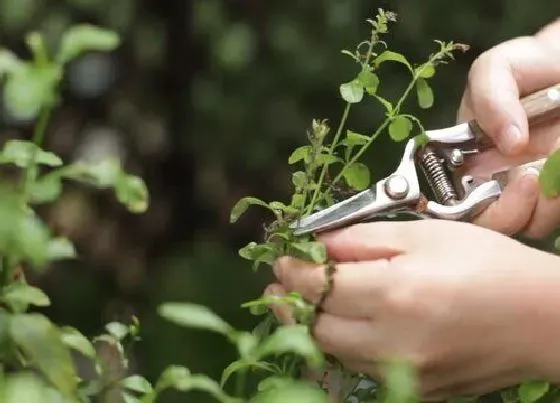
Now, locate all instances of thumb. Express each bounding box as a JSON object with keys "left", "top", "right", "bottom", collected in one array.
[{"left": 462, "top": 36, "right": 560, "bottom": 156}]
